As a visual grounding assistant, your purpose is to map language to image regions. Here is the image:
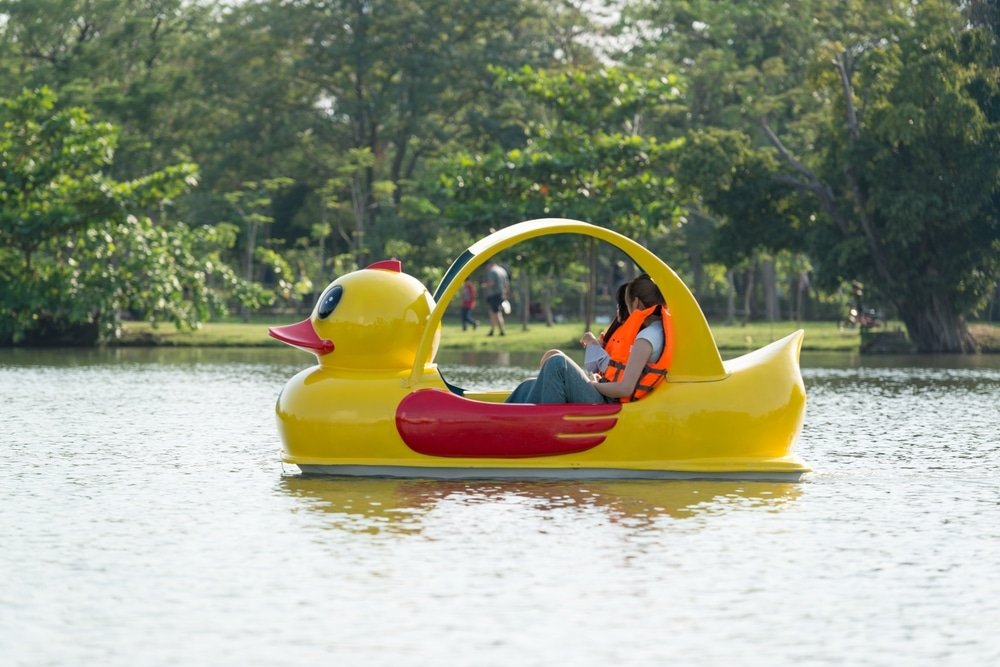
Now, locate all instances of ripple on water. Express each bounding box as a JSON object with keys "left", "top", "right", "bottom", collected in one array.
[{"left": 1, "top": 349, "right": 999, "bottom": 665}]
